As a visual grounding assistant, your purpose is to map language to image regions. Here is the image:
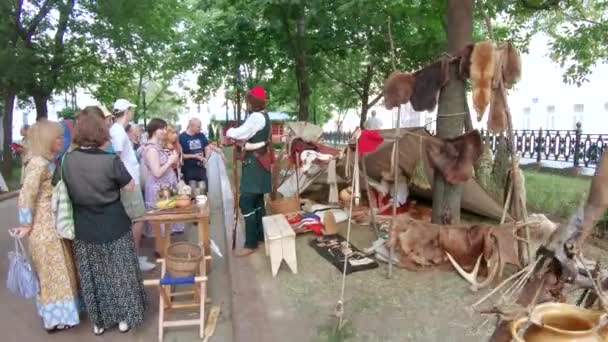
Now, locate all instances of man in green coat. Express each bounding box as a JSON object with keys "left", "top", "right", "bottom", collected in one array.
[{"left": 226, "top": 85, "right": 272, "bottom": 256}]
